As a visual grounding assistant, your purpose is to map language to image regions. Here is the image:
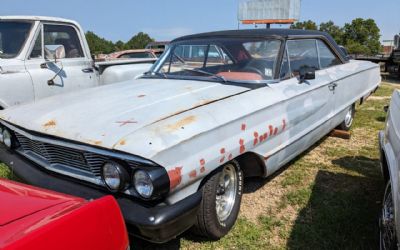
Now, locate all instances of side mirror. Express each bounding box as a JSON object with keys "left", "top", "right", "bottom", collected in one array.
[
  {"left": 299, "top": 67, "right": 316, "bottom": 83},
  {"left": 44, "top": 45, "right": 66, "bottom": 62}
]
